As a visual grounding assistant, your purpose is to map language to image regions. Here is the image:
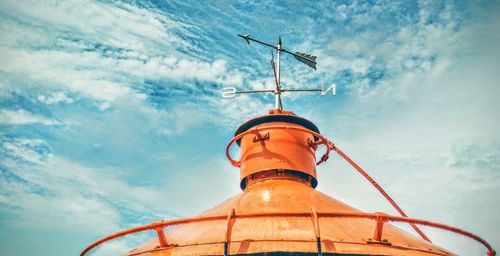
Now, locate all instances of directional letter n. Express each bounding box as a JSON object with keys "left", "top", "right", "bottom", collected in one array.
[{"left": 321, "top": 83, "right": 336, "bottom": 96}]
